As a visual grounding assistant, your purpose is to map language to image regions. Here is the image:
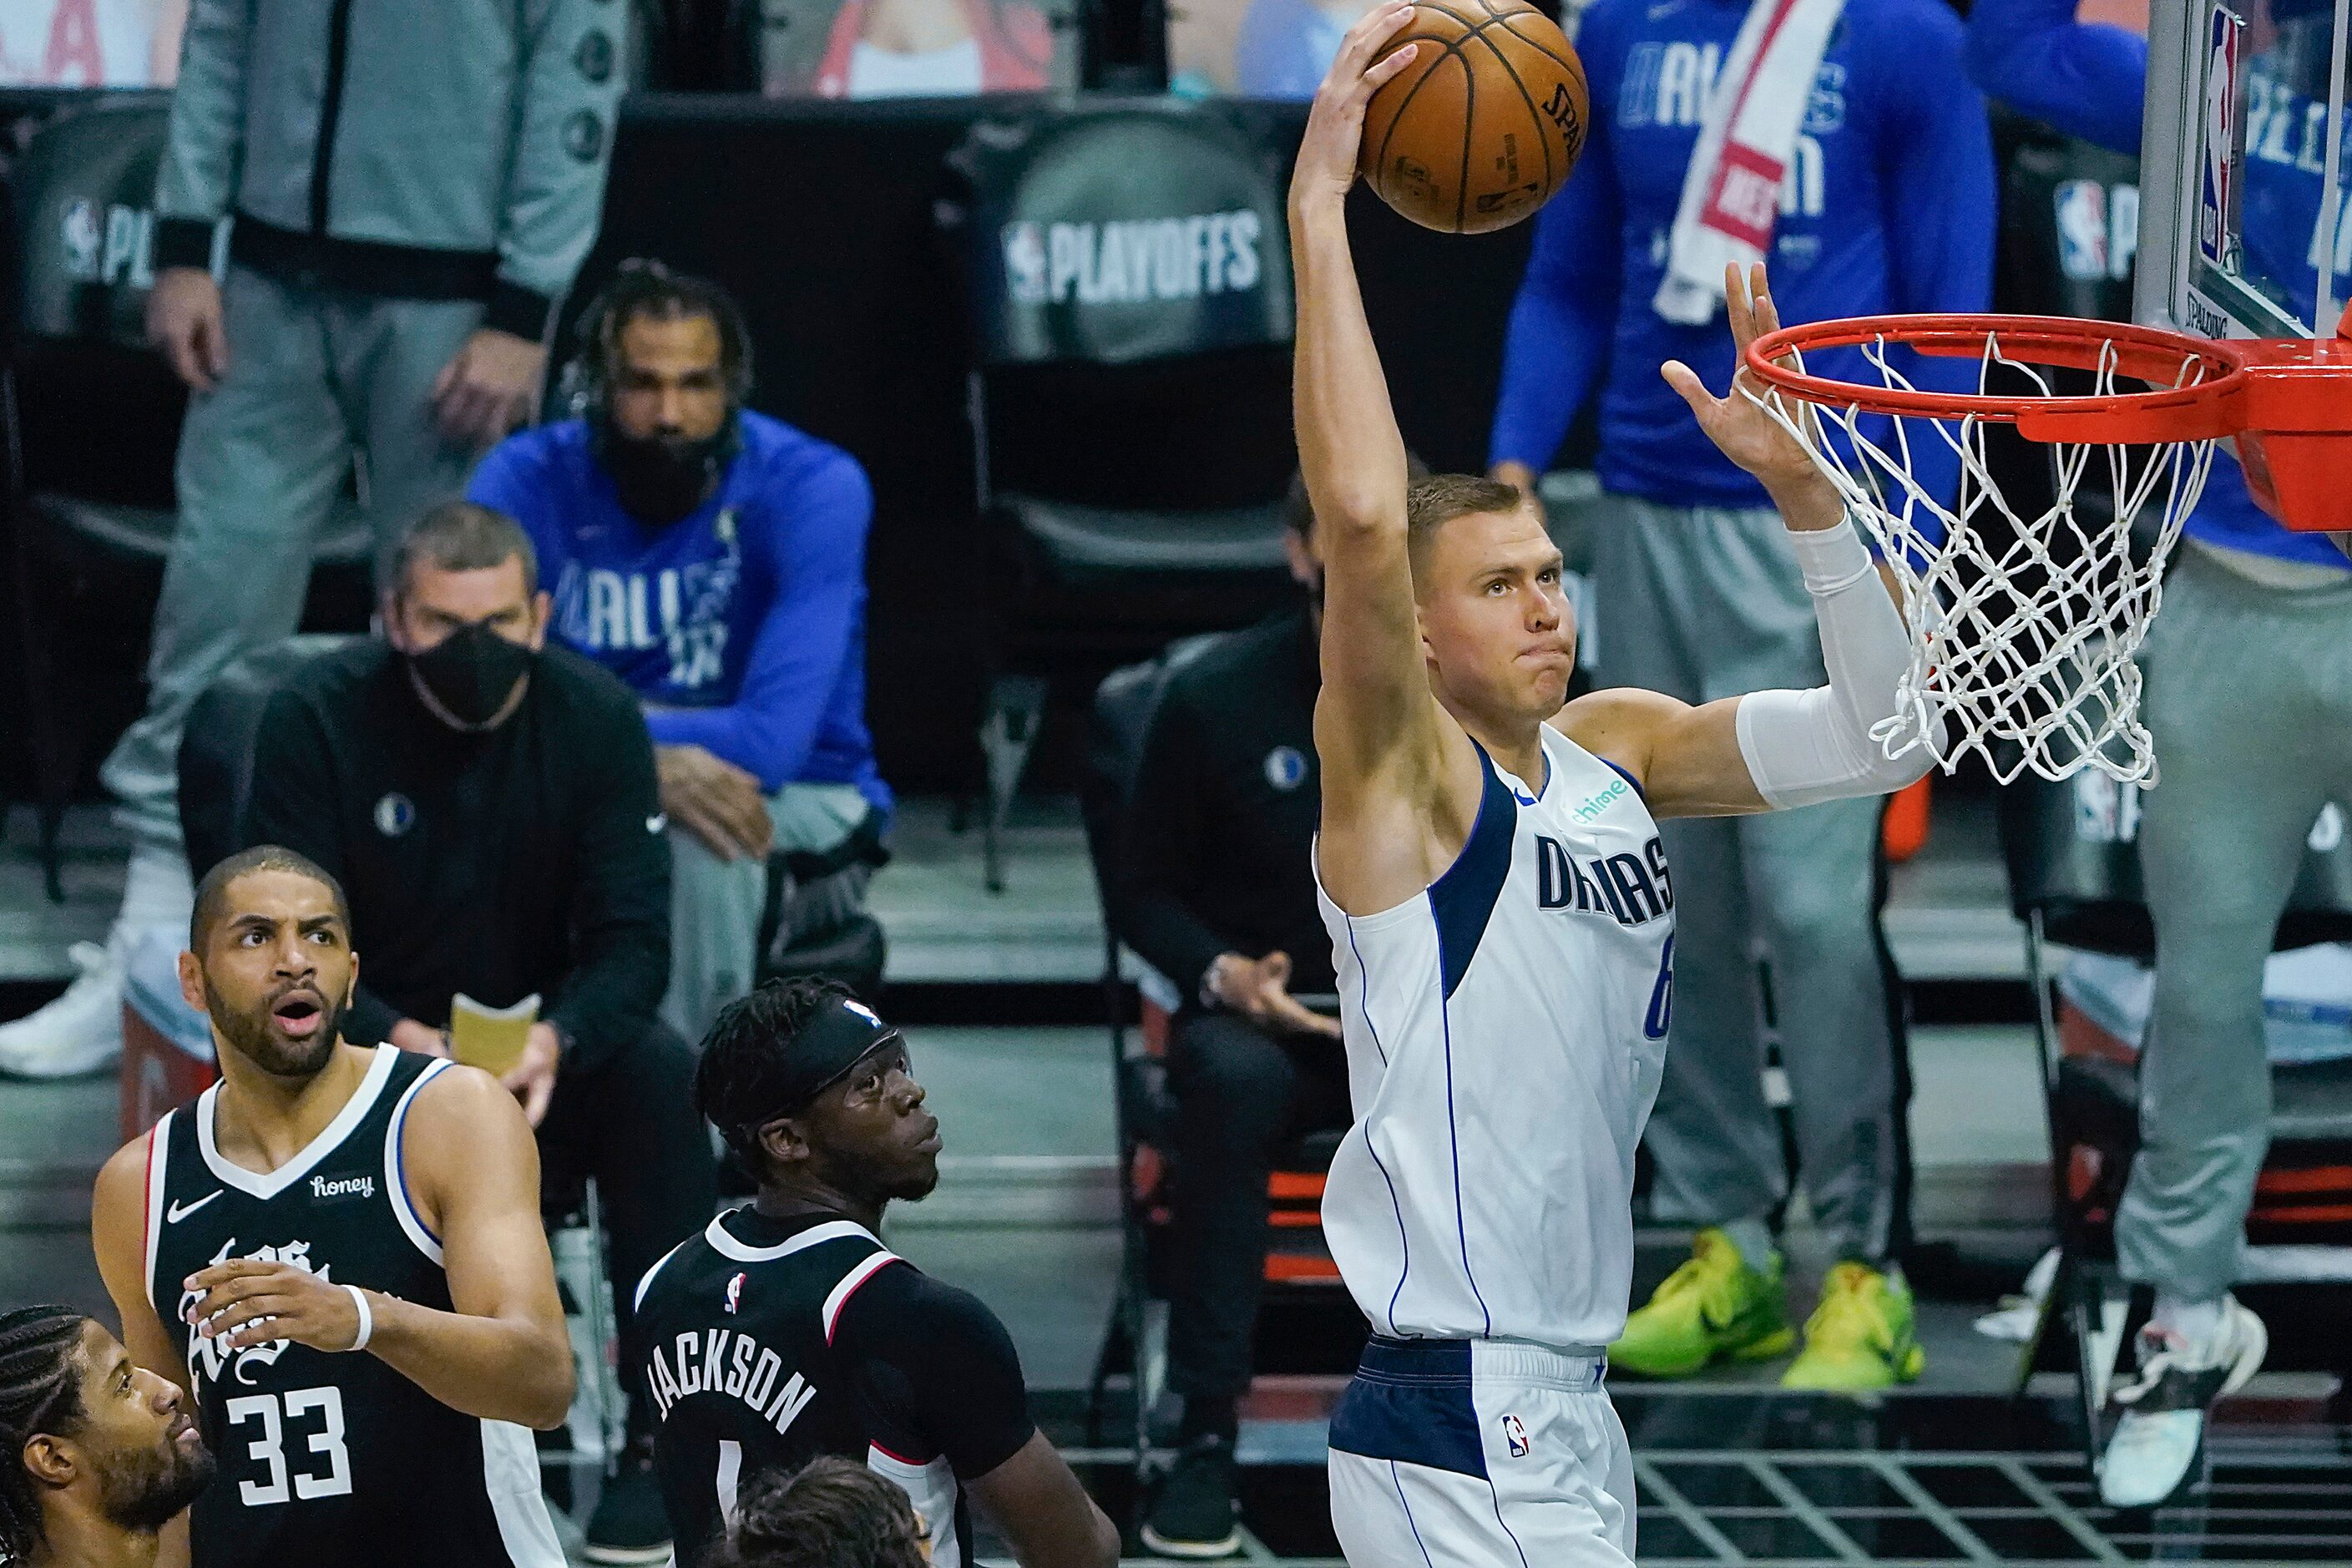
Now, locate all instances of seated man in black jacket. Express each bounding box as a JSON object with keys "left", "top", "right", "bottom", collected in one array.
[
  {"left": 1125, "top": 472, "right": 1402, "bottom": 1560},
  {"left": 236, "top": 500, "right": 719, "bottom": 1563}
]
